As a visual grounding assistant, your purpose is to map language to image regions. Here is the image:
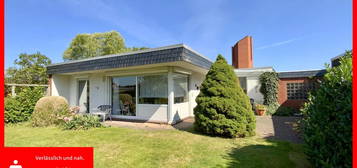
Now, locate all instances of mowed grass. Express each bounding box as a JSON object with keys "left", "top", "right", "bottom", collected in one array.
[{"left": 5, "top": 123, "right": 310, "bottom": 168}]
